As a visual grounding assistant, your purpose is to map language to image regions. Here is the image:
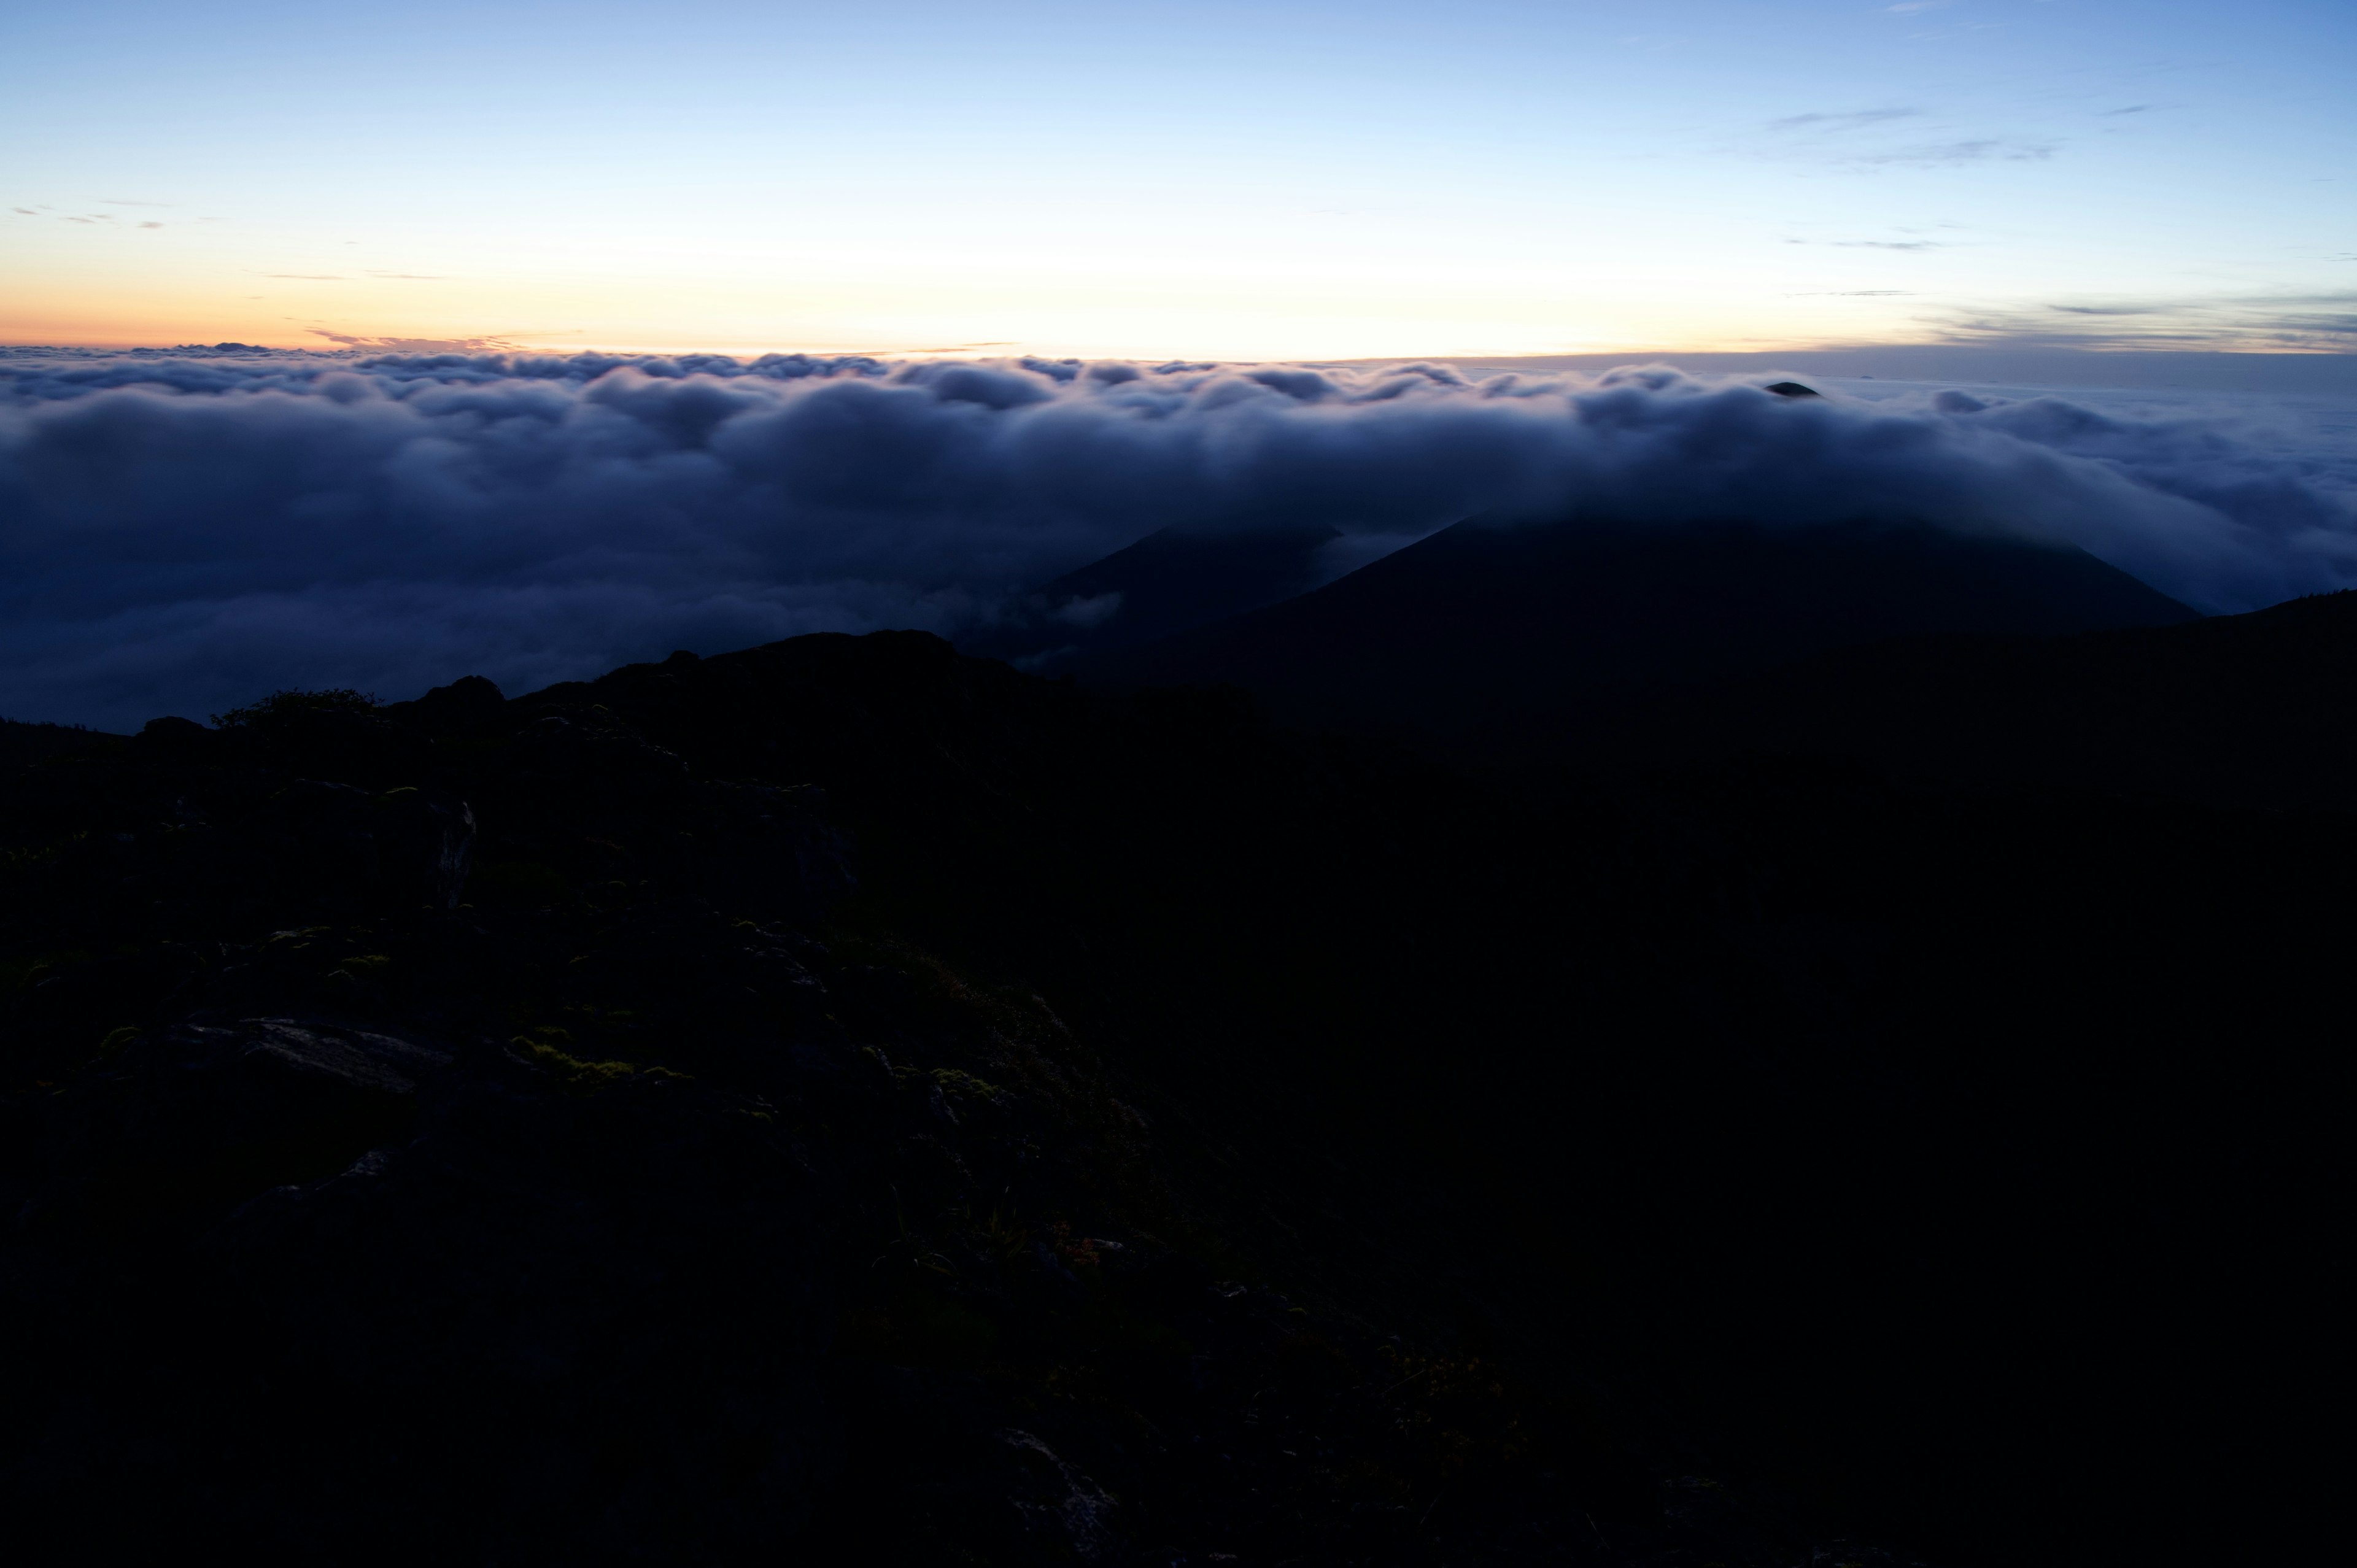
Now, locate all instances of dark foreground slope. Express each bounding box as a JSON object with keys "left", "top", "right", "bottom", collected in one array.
[
  {"left": 2, "top": 630, "right": 2345, "bottom": 1567},
  {"left": 1, "top": 662, "right": 1585, "bottom": 1567},
  {"left": 1, "top": 717, "right": 123, "bottom": 773},
  {"left": 1086, "top": 516, "right": 2197, "bottom": 745}
]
